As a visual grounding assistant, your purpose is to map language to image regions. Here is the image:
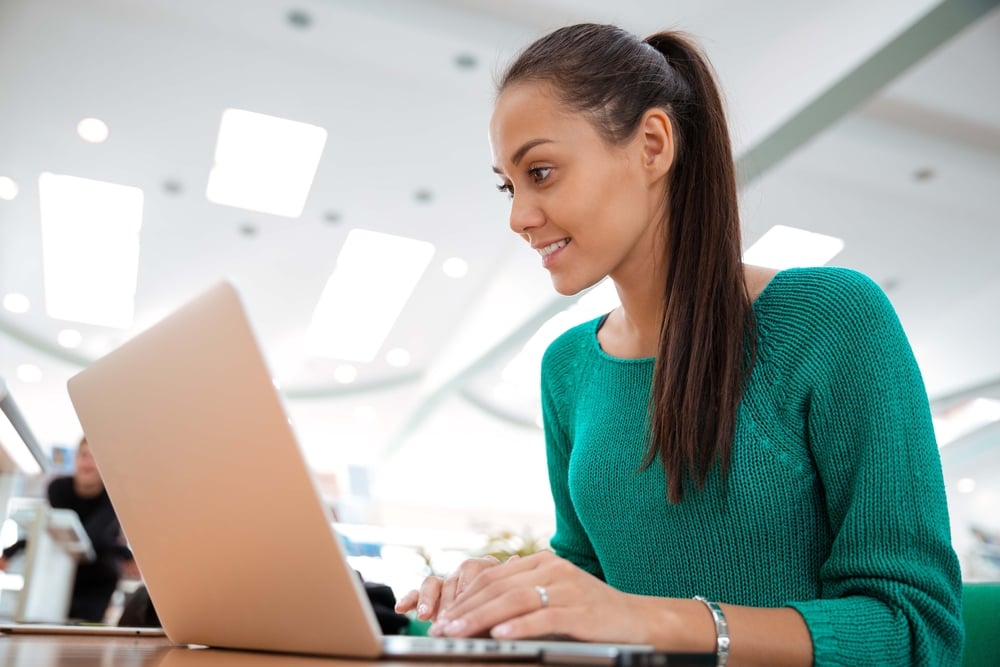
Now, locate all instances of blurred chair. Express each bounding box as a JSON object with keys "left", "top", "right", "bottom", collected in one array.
[{"left": 961, "top": 581, "right": 1000, "bottom": 667}]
